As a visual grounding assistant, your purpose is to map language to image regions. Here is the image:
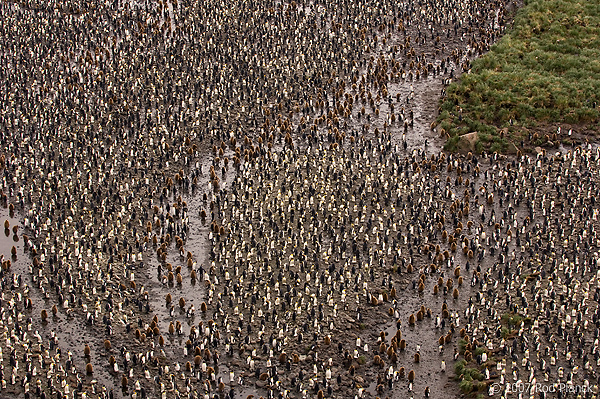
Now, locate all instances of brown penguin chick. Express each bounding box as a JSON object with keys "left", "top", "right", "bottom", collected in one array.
[
  {"left": 3, "top": 220, "right": 8, "bottom": 229},
  {"left": 169, "top": 322, "right": 175, "bottom": 334},
  {"left": 464, "top": 350, "right": 472, "bottom": 362},
  {"left": 453, "top": 288, "right": 459, "bottom": 299},
  {"left": 399, "top": 339, "right": 406, "bottom": 350},
  {"left": 370, "top": 295, "right": 379, "bottom": 306},
  {"left": 86, "top": 363, "right": 93, "bottom": 375},
  {"left": 390, "top": 286, "right": 396, "bottom": 298},
  {"left": 104, "top": 339, "right": 111, "bottom": 351},
  {"left": 416, "top": 310, "right": 423, "bottom": 321},
  {"left": 194, "top": 355, "right": 202, "bottom": 367},
  {"left": 121, "top": 375, "right": 128, "bottom": 388},
  {"left": 414, "top": 352, "right": 420, "bottom": 362},
  {"left": 166, "top": 293, "right": 172, "bottom": 304},
  {"left": 324, "top": 335, "right": 331, "bottom": 345},
  {"left": 52, "top": 304, "right": 58, "bottom": 316},
  {"left": 408, "top": 314, "right": 416, "bottom": 325},
  {"left": 379, "top": 342, "right": 387, "bottom": 354},
  {"left": 388, "top": 307, "right": 394, "bottom": 316},
  {"left": 398, "top": 367, "right": 405, "bottom": 378},
  {"left": 433, "top": 285, "right": 439, "bottom": 295},
  {"left": 408, "top": 369, "right": 415, "bottom": 382},
  {"left": 406, "top": 264, "right": 413, "bottom": 273},
  {"left": 458, "top": 276, "right": 463, "bottom": 286},
  {"left": 84, "top": 344, "right": 91, "bottom": 357},
  {"left": 444, "top": 332, "right": 452, "bottom": 344},
  {"left": 438, "top": 336, "right": 445, "bottom": 346},
  {"left": 454, "top": 267, "right": 461, "bottom": 277},
  {"left": 200, "top": 302, "right": 207, "bottom": 312},
  {"left": 386, "top": 346, "right": 395, "bottom": 358},
  {"left": 448, "top": 234, "right": 454, "bottom": 244},
  {"left": 417, "top": 281, "right": 424, "bottom": 292},
  {"left": 41, "top": 309, "right": 48, "bottom": 322},
  {"left": 373, "top": 354, "right": 383, "bottom": 367},
  {"left": 158, "top": 335, "right": 165, "bottom": 346},
  {"left": 394, "top": 329, "right": 402, "bottom": 343},
  {"left": 179, "top": 297, "right": 185, "bottom": 309}
]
